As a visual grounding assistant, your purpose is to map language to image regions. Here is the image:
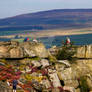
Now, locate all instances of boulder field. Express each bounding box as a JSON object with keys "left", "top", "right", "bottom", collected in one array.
[{"left": 0, "top": 41, "right": 92, "bottom": 92}]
